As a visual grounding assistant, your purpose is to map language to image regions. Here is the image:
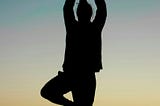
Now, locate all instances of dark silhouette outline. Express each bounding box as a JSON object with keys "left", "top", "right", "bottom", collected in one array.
[{"left": 40, "top": 0, "right": 107, "bottom": 106}]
